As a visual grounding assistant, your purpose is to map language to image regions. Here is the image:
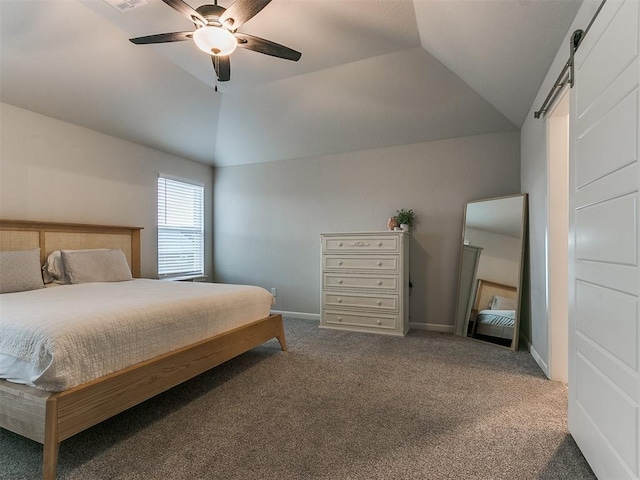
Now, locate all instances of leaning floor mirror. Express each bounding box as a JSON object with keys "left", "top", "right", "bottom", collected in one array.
[{"left": 454, "top": 194, "right": 528, "bottom": 350}]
